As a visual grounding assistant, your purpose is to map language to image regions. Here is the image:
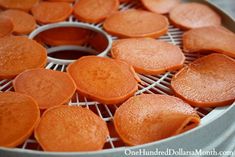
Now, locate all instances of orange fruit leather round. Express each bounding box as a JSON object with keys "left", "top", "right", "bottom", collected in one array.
[
  {"left": 35, "top": 105, "right": 109, "bottom": 151},
  {"left": 183, "top": 26, "right": 235, "bottom": 58},
  {"left": 74, "top": 0, "right": 119, "bottom": 23},
  {"left": 111, "top": 38, "right": 185, "bottom": 75},
  {"left": 114, "top": 94, "right": 200, "bottom": 146},
  {"left": 0, "top": 92, "right": 40, "bottom": 147},
  {"left": 31, "top": 2, "right": 73, "bottom": 24},
  {"left": 39, "top": 27, "right": 91, "bottom": 46},
  {"left": 88, "top": 32, "right": 108, "bottom": 52},
  {"left": 169, "top": 3, "right": 221, "bottom": 29},
  {"left": 0, "top": 16, "right": 13, "bottom": 38},
  {"left": 141, "top": 0, "right": 180, "bottom": 14},
  {"left": 171, "top": 53, "right": 235, "bottom": 107},
  {"left": 0, "top": 9, "right": 36, "bottom": 35},
  {"left": 103, "top": 9, "right": 169, "bottom": 38},
  {"left": 0, "top": 0, "right": 39, "bottom": 11},
  {"left": 13, "top": 69, "right": 76, "bottom": 110},
  {"left": 67, "top": 56, "right": 139, "bottom": 105},
  {"left": 0, "top": 36, "right": 47, "bottom": 79}
]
